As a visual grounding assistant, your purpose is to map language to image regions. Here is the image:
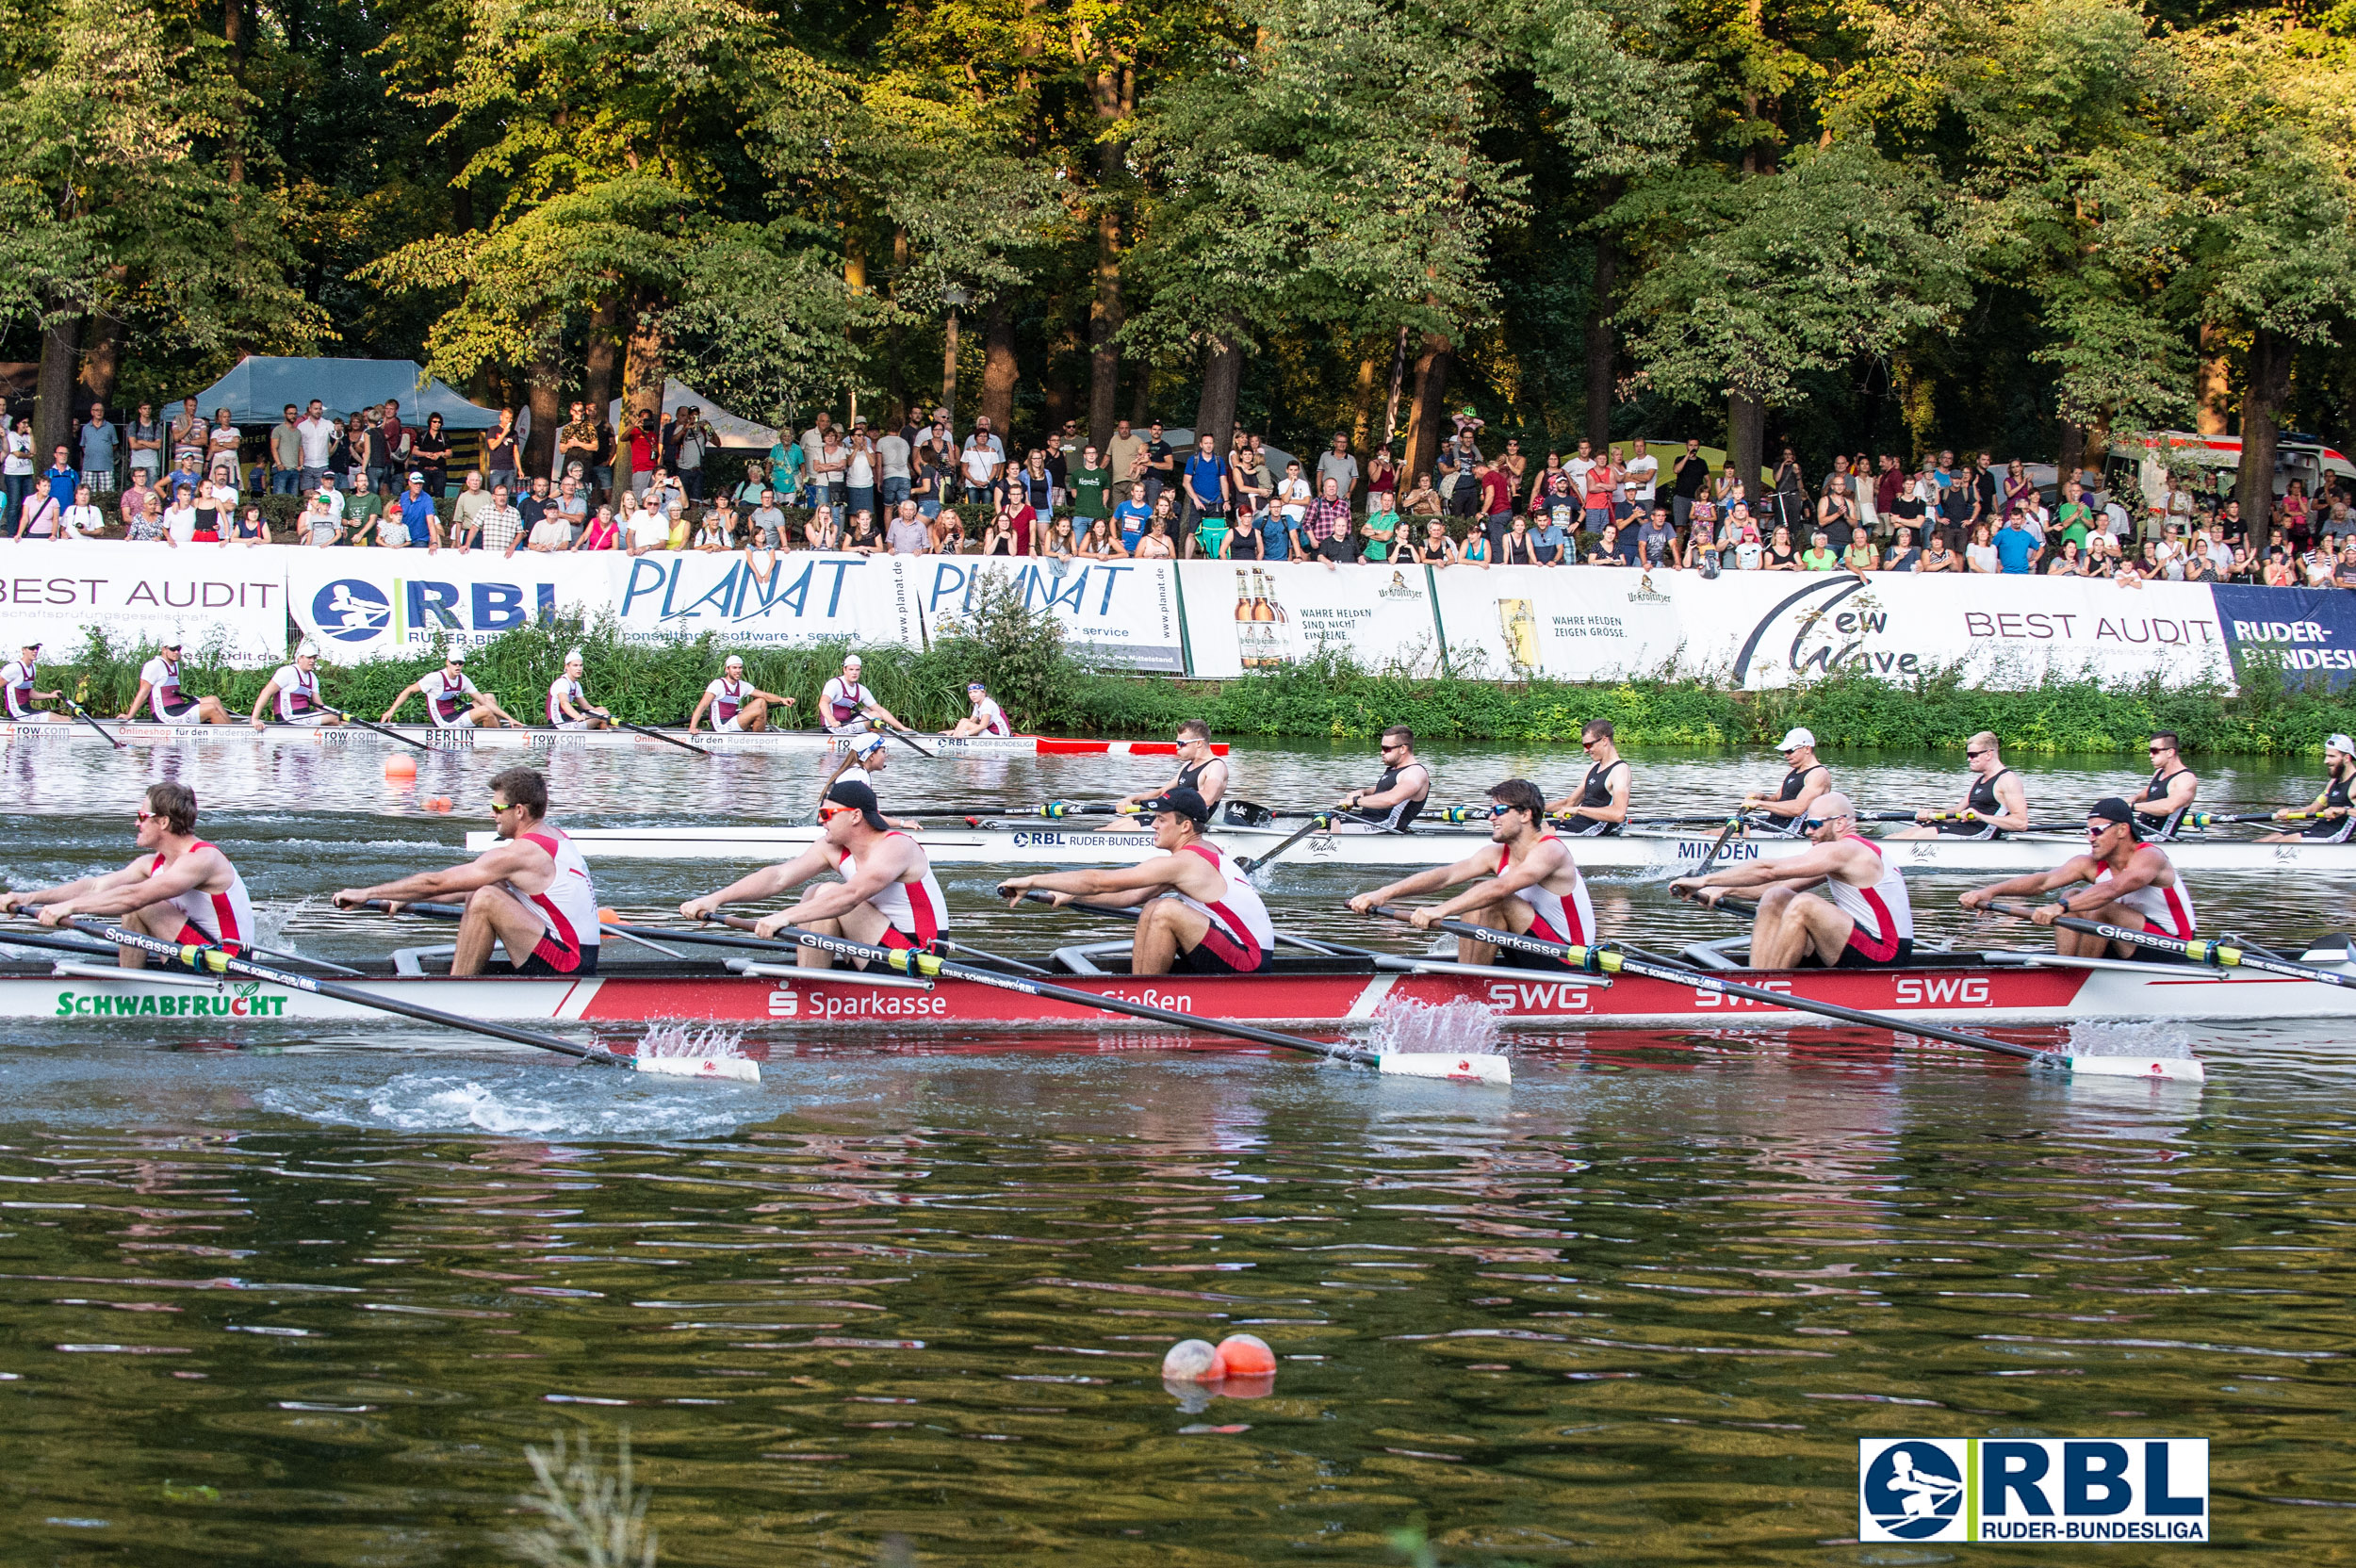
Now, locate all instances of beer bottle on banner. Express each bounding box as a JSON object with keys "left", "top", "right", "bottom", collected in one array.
[
  {"left": 1233, "top": 568, "right": 1256, "bottom": 667},
  {"left": 1258, "top": 567, "right": 1292, "bottom": 665}
]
